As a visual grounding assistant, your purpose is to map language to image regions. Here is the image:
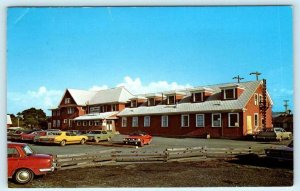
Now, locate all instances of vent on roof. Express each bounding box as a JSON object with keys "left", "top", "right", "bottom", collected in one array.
[
  {"left": 164, "top": 105, "right": 177, "bottom": 108},
  {"left": 213, "top": 101, "right": 222, "bottom": 106}
]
